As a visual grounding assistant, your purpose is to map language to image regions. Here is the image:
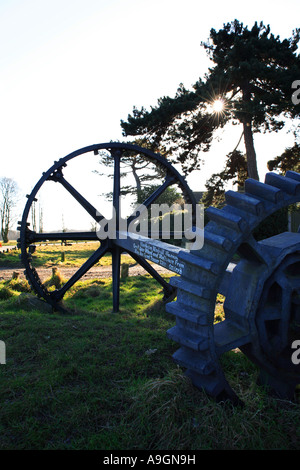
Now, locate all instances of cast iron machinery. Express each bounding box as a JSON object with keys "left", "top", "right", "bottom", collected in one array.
[{"left": 18, "top": 142, "right": 300, "bottom": 403}]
